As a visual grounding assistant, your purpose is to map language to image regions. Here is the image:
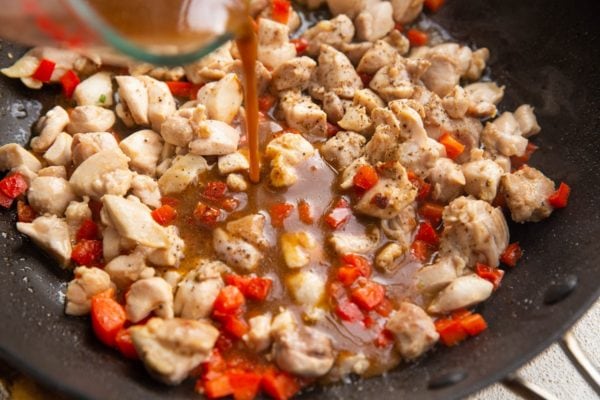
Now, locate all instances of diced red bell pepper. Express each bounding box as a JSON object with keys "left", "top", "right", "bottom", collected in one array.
[
  {"left": 59, "top": 70, "right": 80, "bottom": 98},
  {"left": 261, "top": 369, "right": 300, "bottom": 400},
  {"left": 374, "top": 329, "right": 394, "bottom": 348},
  {"left": 16, "top": 201, "right": 36, "bottom": 222},
  {"left": 548, "top": 182, "right": 571, "bottom": 209},
  {"left": 475, "top": 263, "right": 505, "bottom": 290},
  {"left": 415, "top": 221, "right": 439, "bottom": 245},
  {"left": 290, "top": 38, "right": 309, "bottom": 55},
  {"left": 435, "top": 317, "right": 468, "bottom": 347},
  {"left": 510, "top": 142, "right": 538, "bottom": 169},
  {"left": 115, "top": 328, "right": 138, "bottom": 359},
  {"left": 76, "top": 219, "right": 99, "bottom": 241},
  {"left": 213, "top": 285, "right": 245, "bottom": 317},
  {"left": 353, "top": 165, "right": 379, "bottom": 192},
  {"left": 341, "top": 254, "right": 372, "bottom": 278},
  {"left": 32, "top": 58, "right": 56, "bottom": 83},
  {"left": 221, "top": 315, "right": 249, "bottom": 339},
  {"left": 90, "top": 291, "right": 126, "bottom": 348},
  {"left": 166, "top": 81, "right": 203, "bottom": 99},
  {"left": 394, "top": 23, "right": 404, "bottom": 32},
  {"left": 298, "top": 200, "right": 313, "bottom": 224},
  {"left": 335, "top": 299, "right": 364, "bottom": 322},
  {"left": 203, "top": 181, "right": 228, "bottom": 201},
  {"left": 351, "top": 281, "right": 385, "bottom": 311},
  {"left": 439, "top": 132, "right": 465, "bottom": 160},
  {"left": 337, "top": 266, "right": 361, "bottom": 286},
  {"left": 374, "top": 297, "right": 393, "bottom": 317},
  {"left": 407, "top": 28, "right": 429, "bottom": 47},
  {"left": 500, "top": 242, "right": 523, "bottom": 268},
  {"left": 424, "top": 0, "right": 445, "bottom": 12},
  {"left": 258, "top": 94, "right": 277, "bottom": 112},
  {"left": 325, "top": 198, "right": 352, "bottom": 229},
  {"left": 227, "top": 371, "right": 263, "bottom": 400},
  {"left": 203, "top": 374, "right": 234, "bottom": 399},
  {"left": 326, "top": 122, "right": 340, "bottom": 137},
  {"left": 411, "top": 240, "right": 431, "bottom": 262},
  {"left": 219, "top": 197, "right": 240, "bottom": 212},
  {"left": 419, "top": 202, "right": 445, "bottom": 225},
  {"left": 0, "top": 192, "right": 13, "bottom": 208},
  {"left": 0, "top": 172, "right": 28, "bottom": 199},
  {"left": 193, "top": 202, "right": 222, "bottom": 227},
  {"left": 271, "top": 0, "right": 291, "bottom": 24},
  {"left": 407, "top": 171, "right": 432, "bottom": 201},
  {"left": 269, "top": 202, "right": 294, "bottom": 228},
  {"left": 160, "top": 196, "right": 179, "bottom": 208},
  {"left": 244, "top": 277, "right": 272, "bottom": 301},
  {"left": 459, "top": 313, "right": 488, "bottom": 336},
  {"left": 71, "top": 239, "right": 103, "bottom": 266},
  {"left": 151, "top": 204, "right": 177, "bottom": 226}
]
